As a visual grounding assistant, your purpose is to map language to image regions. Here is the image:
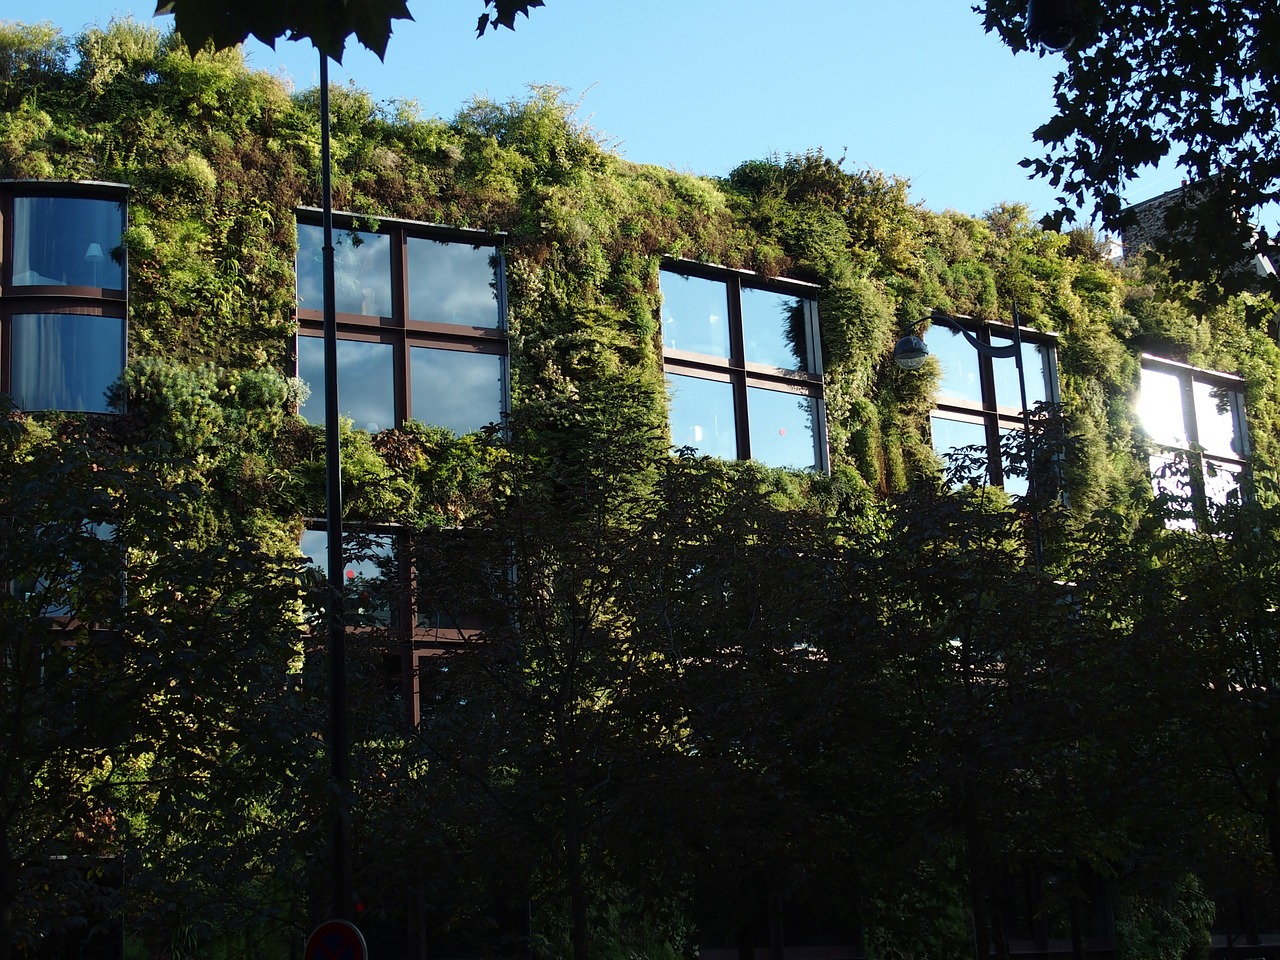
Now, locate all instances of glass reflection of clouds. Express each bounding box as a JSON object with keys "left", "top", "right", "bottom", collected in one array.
[
  {"left": 746, "top": 386, "right": 818, "bottom": 470},
  {"left": 410, "top": 348, "right": 503, "bottom": 435},
  {"left": 298, "top": 336, "right": 395, "bottom": 433},
  {"left": 660, "top": 273, "right": 731, "bottom": 358},
  {"left": 740, "top": 287, "right": 806, "bottom": 371},
  {"left": 667, "top": 374, "right": 736, "bottom": 460},
  {"left": 931, "top": 326, "right": 984, "bottom": 404},
  {"left": 296, "top": 224, "right": 393, "bottom": 317},
  {"left": 991, "top": 336, "right": 1050, "bottom": 409},
  {"left": 407, "top": 240, "right": 500, "bottom": 327},
  {"left": 300, "top": 528, "right": 395, "bottom": 626}
]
